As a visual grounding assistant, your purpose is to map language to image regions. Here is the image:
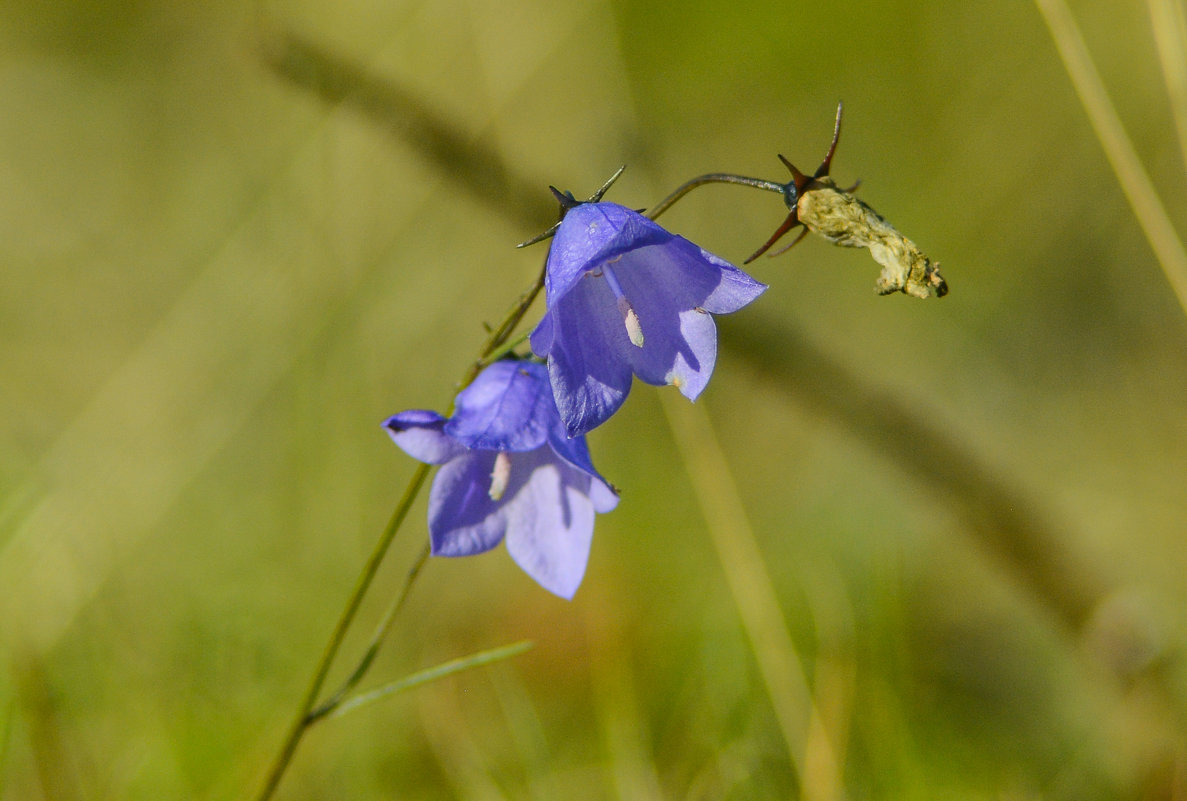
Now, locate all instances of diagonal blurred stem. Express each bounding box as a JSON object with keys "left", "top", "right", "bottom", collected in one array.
[
  {"left": 1034, "top": 0, "right": 1187, "bottom": 320},
  {"left": 1146, "top": 0, "right": 1187, "bottom": 172},
  {"left": 259, "top": 26, "right": 556, "bottom": 228},
  {"left": 718, "top": 313, "right": 1109, "bottom": 631},
  {"left": 659, "top": 394, "right": 842, "bottom": 800}
]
